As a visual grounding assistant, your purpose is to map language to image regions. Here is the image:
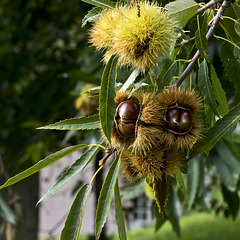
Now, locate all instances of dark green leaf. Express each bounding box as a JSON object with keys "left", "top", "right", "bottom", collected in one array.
[
  {"left": 38, "top": 143, "right": 102, "bottom": 204},
  {"left": 216, "top": 143, "right": 240, "bottom": 174},
  {"left": 221, "top": 42, "right": 240, "bottom": 104},
  {"left": 235, "top": 19, "right": 240, "bottom": 36},
  {"left": 157, "top": 59, "right": 177, "bottom": 91},
  {"left": 38, "top": 114, "right": 100, "bottom": 130},
  {"left": 166, "top": 0, "right": 199, "bottom": 27},
  {"left": 191, "top": 102, "right": 240, "bottom": 156},
  {"left": 0, "top": 144, "right": 88, "bottom": 190},
  {"left": 95, "top": 157, "right": 120, "bottom": 239},
  {"left": 121, "top": 180, "right": 145, "bottom": 201},
  {"left": 153, "top": 174, "right": 168, "bottom": 215},
  {"left": 198, "top": 59, "right": 219, "bottom": 116},
  {"left": 166, "top": 186, "right": 181, "bottom": 237},
  {"left": 211, "top": 151, "right": 238, "bottom": 192},
  {"left": 174, "top": 168, "right": 187, "bottom": 196},
  {"left": 82, "top": 7, "right": 102, "bottom": 28},
  {"left": 195, "top": 29, "right": 208, "bottom": 59},
  {"left": 221, "top": 183, "right": 239, "bottom": 220},
  {"left": 0, "top": 193, "right": 18, "bottom": 225},
  {"left": 99, "top": 56, "right": 118, "bottom": 144},
  {"left": 60, "top": 184, "right": 92, "bottom": 240},
  {"left": 80, "top": 0, "right": 115, "bottom": 8},
  {"left": 210, "top": 65, "right": 228, "bottom": 116},
  {"left": 114, "top": 179, "right": 127, "bottom": 240},
  {"left": 155, "top": 203, "right": 166, "bottom": 232},
  {"left": 188, "top": 157, "right": 200, "bottom": 209}
]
